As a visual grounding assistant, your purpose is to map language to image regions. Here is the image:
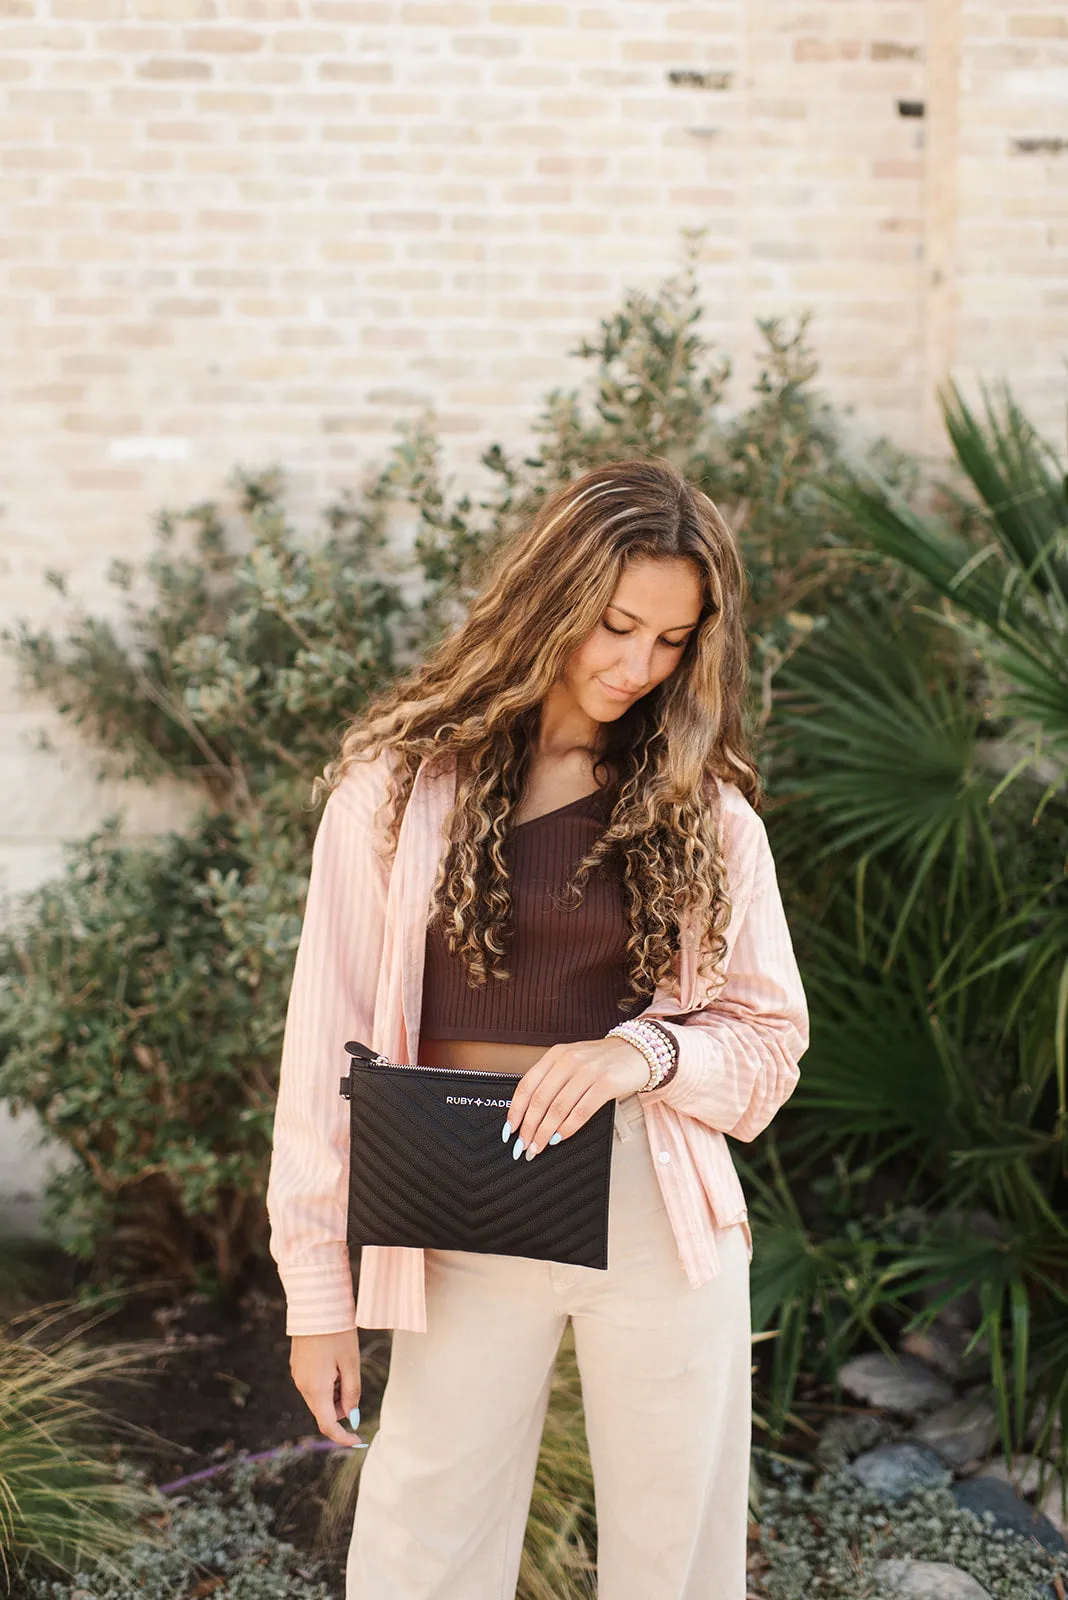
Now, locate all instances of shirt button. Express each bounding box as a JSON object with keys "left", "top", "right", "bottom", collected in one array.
[{"left": 657, "top": 1150, "right": 671, "bottom": 1165}]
